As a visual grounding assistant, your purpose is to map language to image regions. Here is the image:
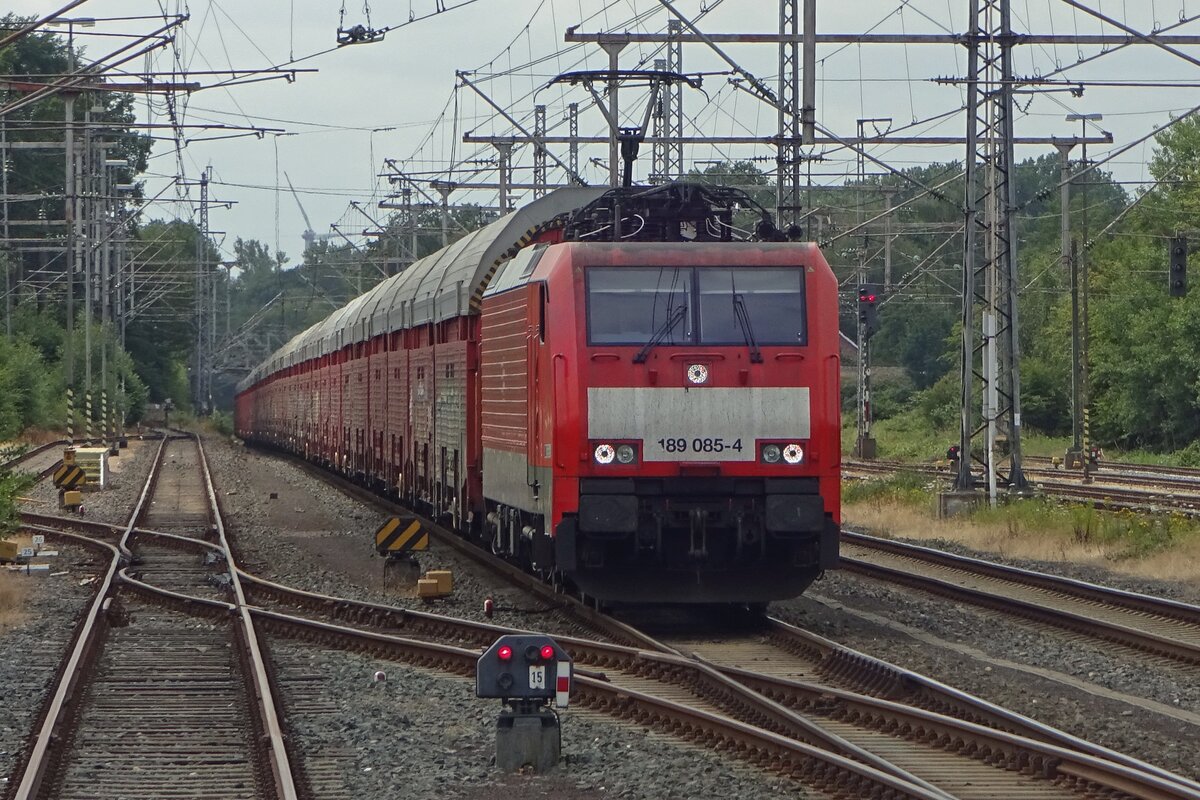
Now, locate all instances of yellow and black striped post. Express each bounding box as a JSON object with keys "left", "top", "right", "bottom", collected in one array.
[
  {"left": 1082, "top": 408, "right": 1090, "bottom": 452},
  {"left": 374, "top": 516, "right": 429, "bottom": 557},
  {"left": 101, "top": 388, "right": 108, "bottom": 444},
  {"left": 85, "top": 389, "right": 92, "bottom": 442},
  {"left": 66, "top": 387, "right": 74, "bottom": 445}
]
